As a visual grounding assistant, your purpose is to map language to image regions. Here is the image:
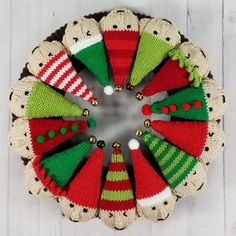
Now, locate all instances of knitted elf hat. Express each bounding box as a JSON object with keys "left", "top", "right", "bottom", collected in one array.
[
  {"left": 28, "top": 41, "right": 97, "bottom": 105},
  {"left": 63, "top": 140, "right": 105, "bottom": 208},
  {"left": 145, "top": 119, "right": 225, "bottom": 164},
  {"left": 142, "top": 83, "right": 209, "bottom": 121},
  {"left": 9, "top": 76, "right": 89, "bottom": 118},
  {"left": 128, "top": 18, "right": 181, "bottom": 89},
  {"left": 63, "top": 17, "right": 113, "bottom": 96},
  {"left": 99, "top": 143, "right": 135, "bottom": 211},
  {"left": 32, "top": 139, "right": 94, "bottom": 196},
  {"left": 128, "top": 139, "right": 172, "bottom": 207},
  {"left": 100, "top": 9, "right": 139, "bottom": 90},
  {"left": 137, "top": 130, "right": 198, "bottom": 189},
  {"left": 8, "top": 117, "right": 96, "bottom": 159},
  {"left": 144, "top": 120, "right": 208, "bottom": 158},
  {"left": 140, "top": 43, "right": 210, "bottom": 97}
]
